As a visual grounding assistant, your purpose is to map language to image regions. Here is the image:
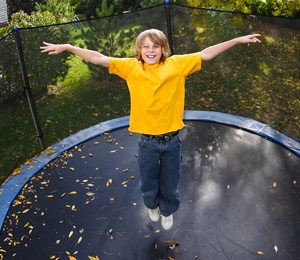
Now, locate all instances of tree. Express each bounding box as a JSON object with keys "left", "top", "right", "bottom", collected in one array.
[
  {"left": 35, "top": 0, "right": 74, "bottom": 23},
  {"left": 78, "top": 0, "right": 140, "bottom": 79},
  {"left": 0, "top": 10, "right": 71, "bottom": 102},
  {"left": 6, "top": 0, "right": 43, "bottom": 18}
]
